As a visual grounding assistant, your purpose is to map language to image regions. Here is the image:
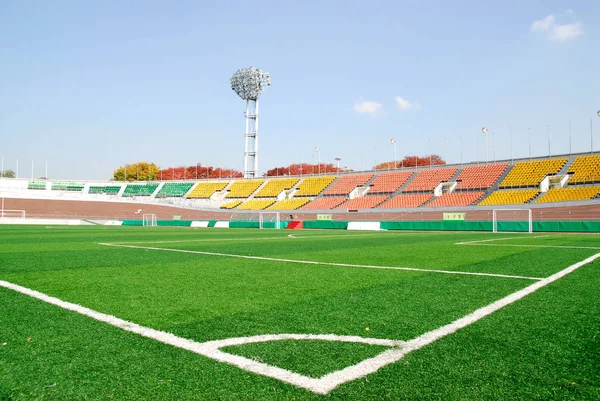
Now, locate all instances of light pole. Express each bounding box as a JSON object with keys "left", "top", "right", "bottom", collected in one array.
[
  {"left": 547, "top": 125, "right": 551, "bottom": 157},
  {"left": 482, "top": 127, "right": 488, "bottom": 164},
  {"left": 428, "top": 139, "right": 432, "bottom": 167},
  {"left": 390, "top": 138, "right": 397, "bottom": 169},
  {"left": 528, "top": 128, "right": 532, "bottom": 161},
  {"left": 334, "top": 156, "right": 341, "bottom": 170},
  {"left": 315, "top": 147, "right": 321, "bottom": 175}
]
